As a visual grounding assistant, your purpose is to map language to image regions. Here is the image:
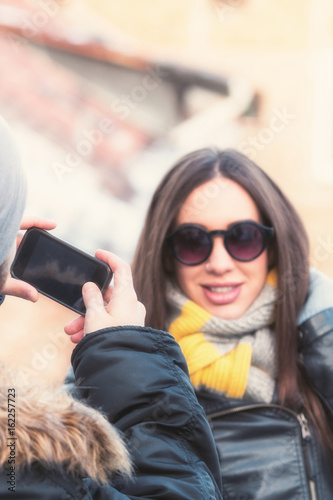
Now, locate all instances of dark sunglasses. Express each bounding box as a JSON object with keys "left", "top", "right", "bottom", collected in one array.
[{"left": 165, "top": 220, "right": 274, "bottom": 265}]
